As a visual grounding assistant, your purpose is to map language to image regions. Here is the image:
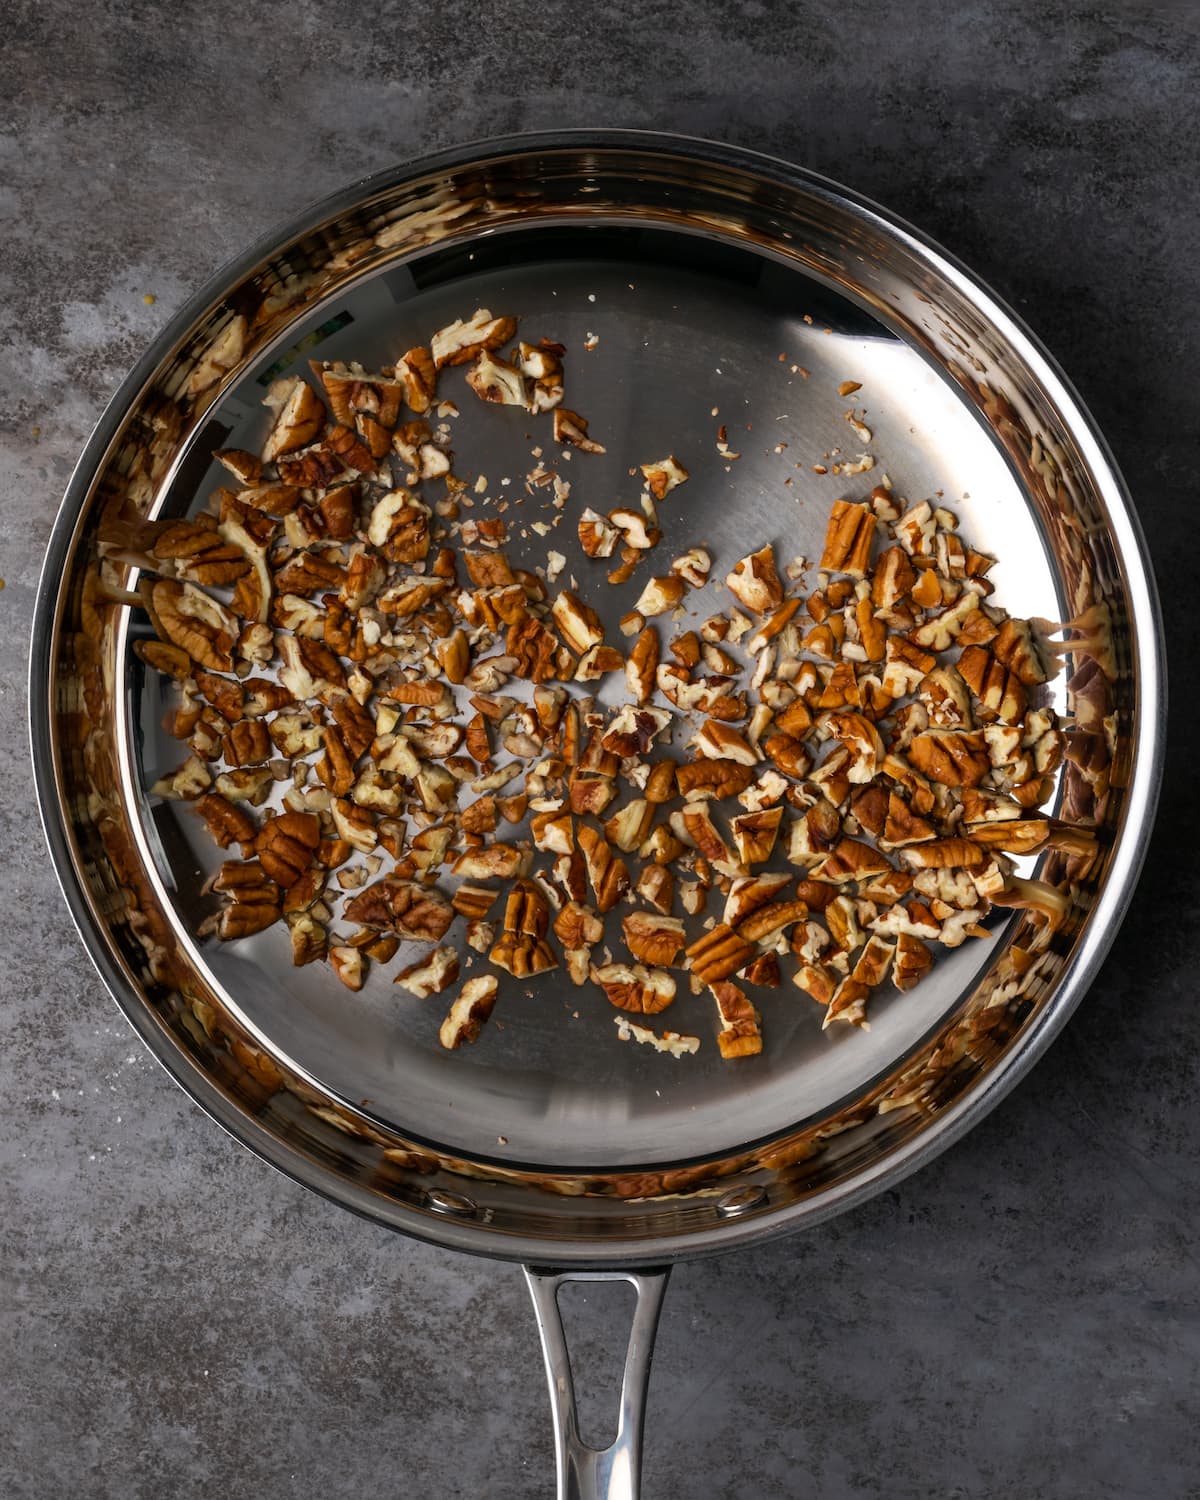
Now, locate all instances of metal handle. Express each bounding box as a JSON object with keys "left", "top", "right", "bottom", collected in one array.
[{"left": 524, "top": 1264, "right": 671, "bottom": 1500}]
